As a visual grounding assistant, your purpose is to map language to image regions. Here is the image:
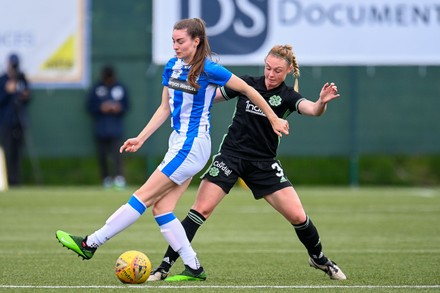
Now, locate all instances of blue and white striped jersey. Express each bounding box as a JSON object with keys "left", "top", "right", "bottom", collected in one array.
[{"left": 162, "top": 57, "right": 232, "bottom": 137}]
